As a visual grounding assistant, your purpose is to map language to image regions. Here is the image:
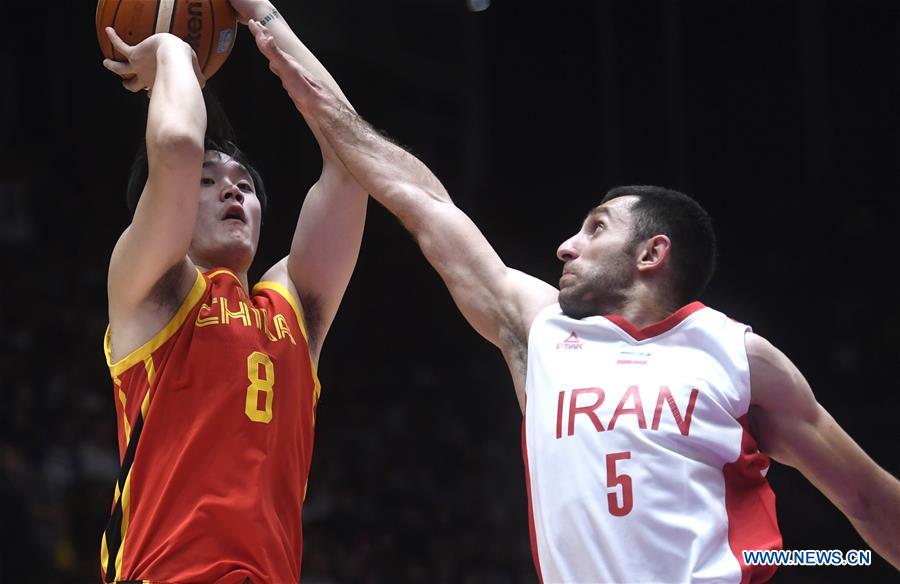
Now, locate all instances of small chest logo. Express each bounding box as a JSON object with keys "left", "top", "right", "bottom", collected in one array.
[
  {"left": 616, "top": 350, "right": 651, "bottom": 365},
  {"left": 556, "top": 331, "right": 584, "bottom": 350}
]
